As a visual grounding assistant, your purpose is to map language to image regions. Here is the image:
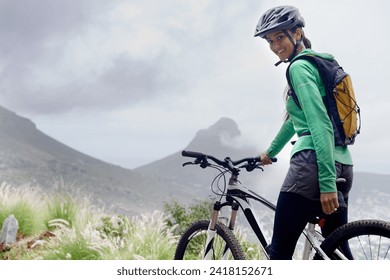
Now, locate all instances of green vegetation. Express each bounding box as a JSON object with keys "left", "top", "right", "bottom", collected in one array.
[
  {"left": 163, "top": 199, "right": 266, "bottom": 260},
  {"left": 0, "top": 183, "right": 263, "bottom": 260}
]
